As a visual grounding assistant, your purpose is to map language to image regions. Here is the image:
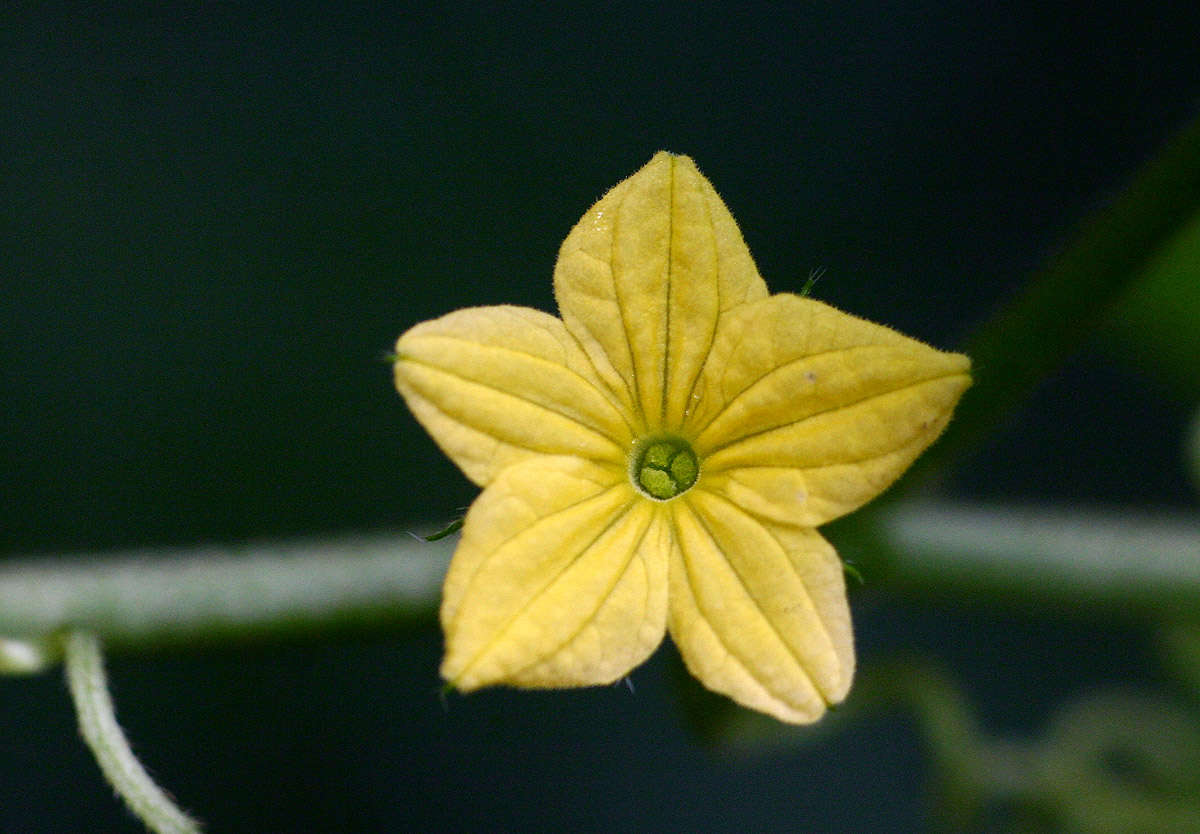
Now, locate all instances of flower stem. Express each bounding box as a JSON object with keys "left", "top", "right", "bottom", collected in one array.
[{"left": 63, "top": 631, "right": 202, "bottom": 834}]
